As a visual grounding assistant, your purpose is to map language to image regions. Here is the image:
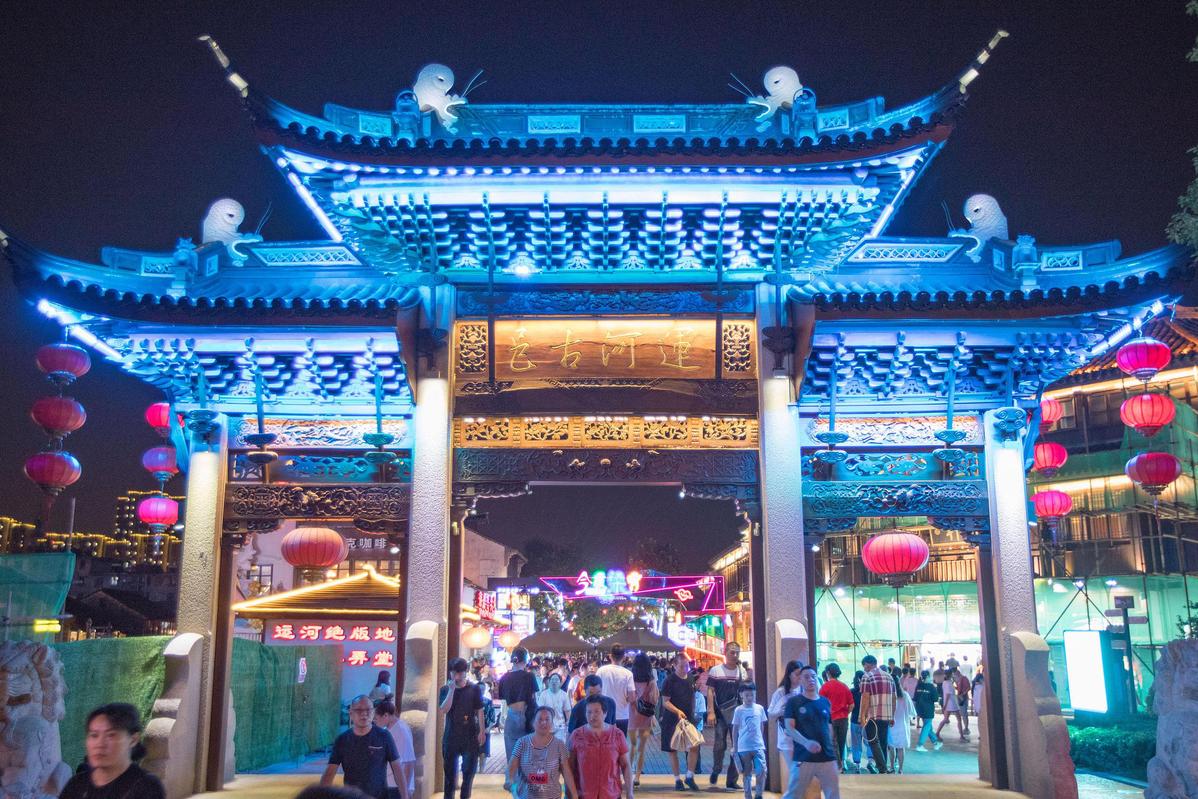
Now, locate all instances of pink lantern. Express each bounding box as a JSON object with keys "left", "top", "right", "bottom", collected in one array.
[
  {"left": 137, "top": 495, "right": 179, "bottom": 534},
  {"left": 1116, "top": 337, "right": 1171, "bottom": 382},
  {"left": 281, "top": 527, "right": 347, "bottom": 570},
  {"left": 1039, "top": 398, "right": 1064, "bottom": 427},
  {"left": 141, "top": 446, "right": 179, "bottom": 483},
  {"left": 1033, "top": 490, "right": 1073, "bottom": 543},
  {"left": 1032, "top": 442, "right": 1069, "bottom": 477},
  {"left": 1125, "top": 452, "right": 1182, "bottom": 496},
  {"left": 36, "top": 343, "right": 91, "bottom": 386},
  {"left": 145, "top": 402, "right": 172, "bottom": 438},
  {"left": 1119, "top": 393, "right": 1175, "bottom": 438},
  {"left": 30, "top": 396, "right": 86, "bottom": 438},
  {"left": 23, "top": 451, "right": 82, "bottom": 495},
  {"left": 861, "top": 532, "right": 930, "bottom": 586}
]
